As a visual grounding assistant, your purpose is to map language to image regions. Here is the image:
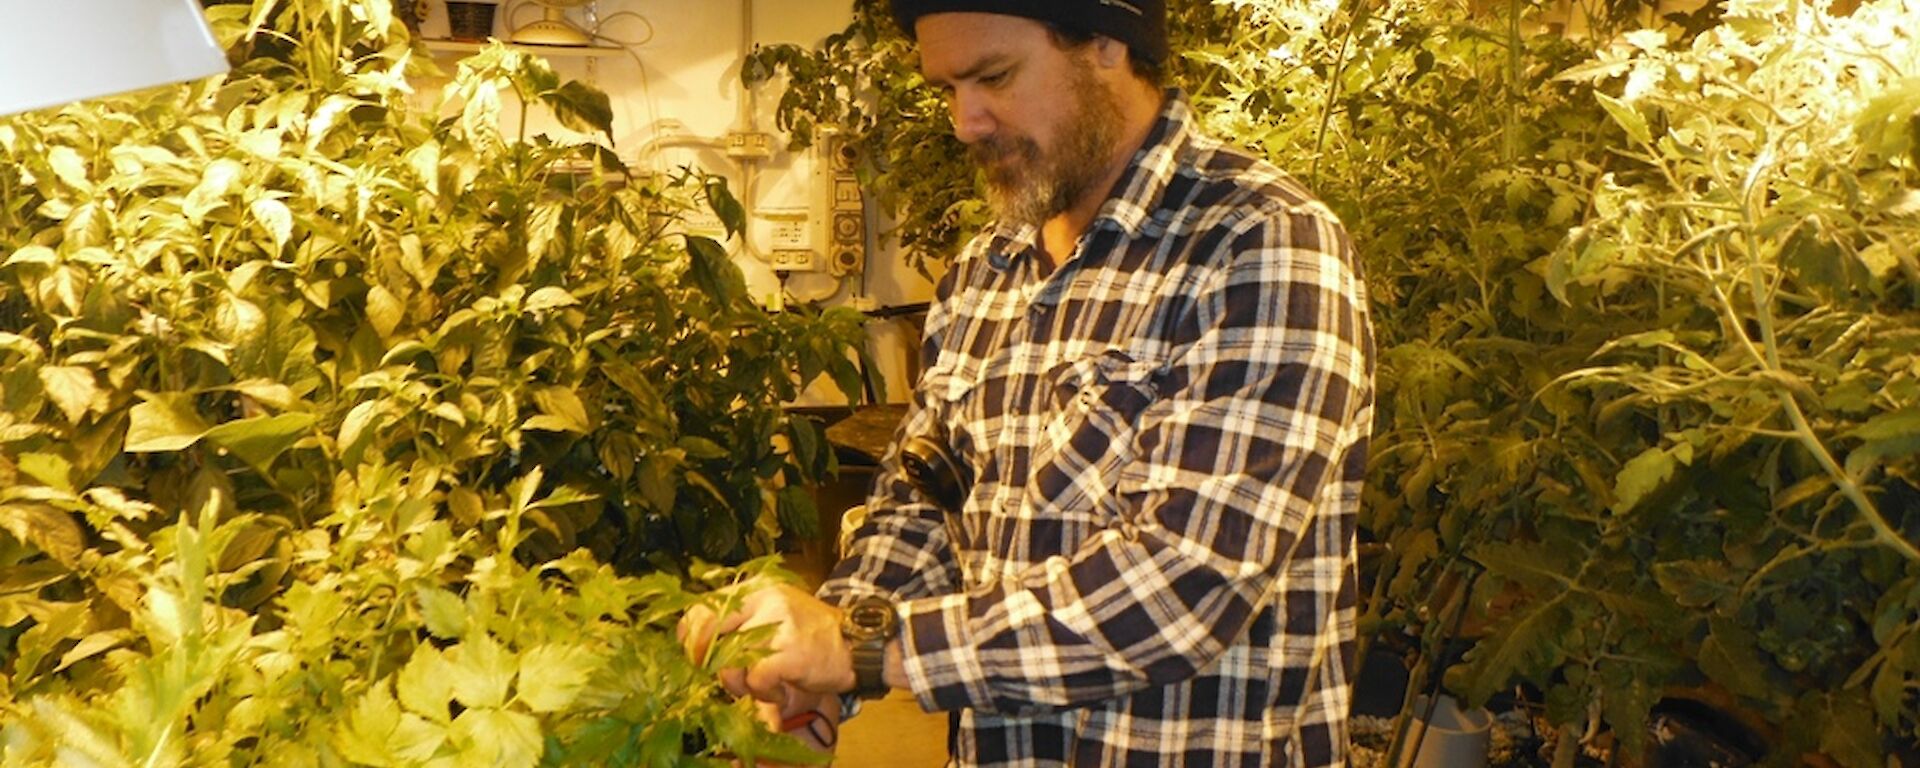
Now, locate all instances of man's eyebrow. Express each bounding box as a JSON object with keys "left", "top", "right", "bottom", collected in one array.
[{"left": 928, "top": 53, "right": 1015, "bottom": 89}]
